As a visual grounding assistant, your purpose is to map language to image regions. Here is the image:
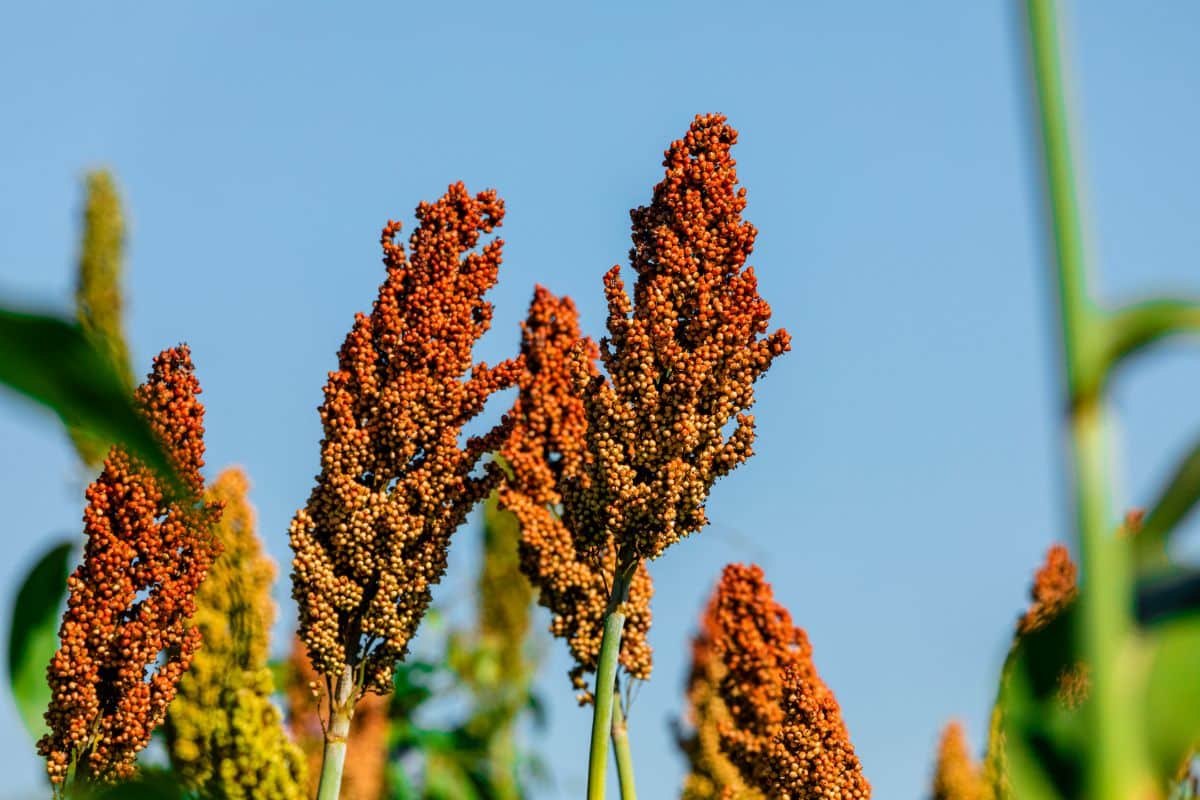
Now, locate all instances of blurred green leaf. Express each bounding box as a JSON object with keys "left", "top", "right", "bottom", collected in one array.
[
  {"left": 0, "top": 306, "right": 177, "bottom": 486},
  {"left": 999, "top": 604, "right": 1085, "bottom": 800},
  {"left": 7, "top": 538, "right": 72, "bottom": 740},
  {"left": 1144, "top": 613, "right": 1200, "bottom": 787},
  {"left": 1138, "top": 439, "right": 1200, "bottom": 568}
]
